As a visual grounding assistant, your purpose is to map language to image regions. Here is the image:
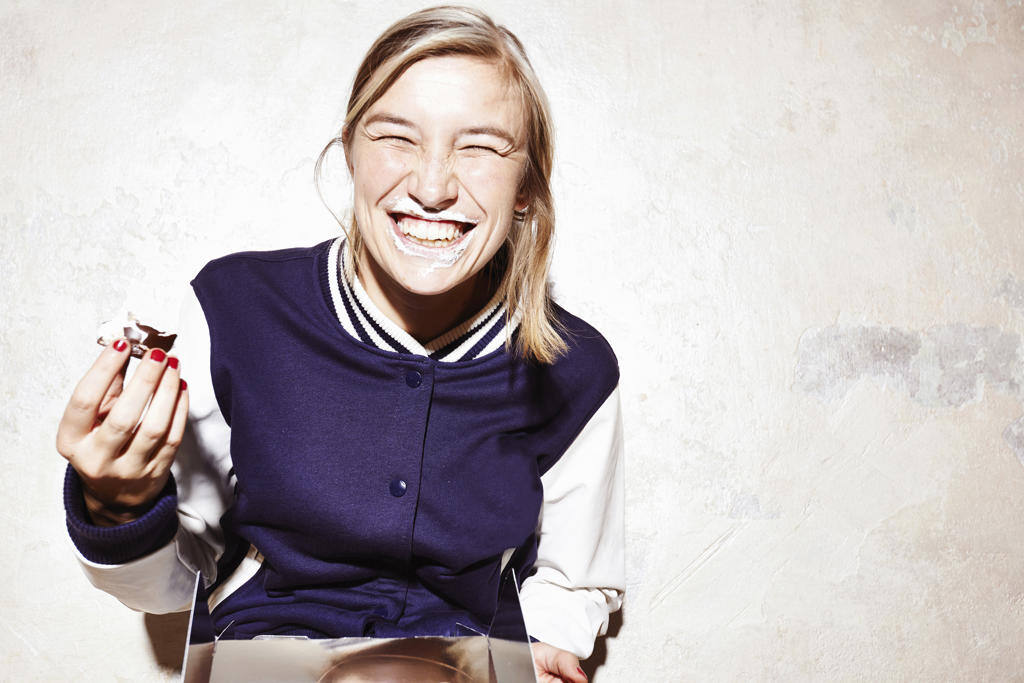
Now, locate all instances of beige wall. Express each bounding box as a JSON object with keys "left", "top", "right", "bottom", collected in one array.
[{"left": 2, "top": 0, "right": 1022, "bottom": 679}]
